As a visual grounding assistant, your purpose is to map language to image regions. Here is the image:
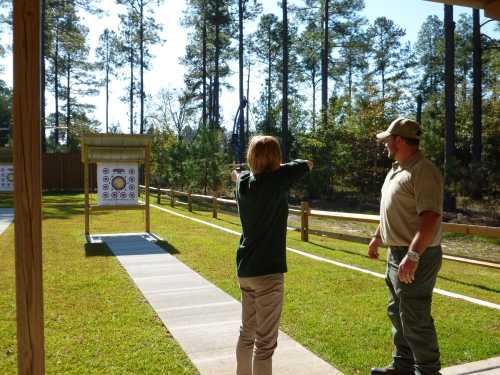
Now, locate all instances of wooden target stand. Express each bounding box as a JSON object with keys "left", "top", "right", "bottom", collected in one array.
[{"left": 82, "top": 134, "right": 159, "bottom": 243}]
